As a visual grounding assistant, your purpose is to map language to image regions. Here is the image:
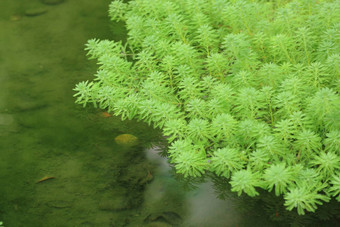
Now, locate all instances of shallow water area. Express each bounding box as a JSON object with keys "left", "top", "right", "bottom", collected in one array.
[{"left": 0, "top": 0, "right": 148, "bottom": 226}]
